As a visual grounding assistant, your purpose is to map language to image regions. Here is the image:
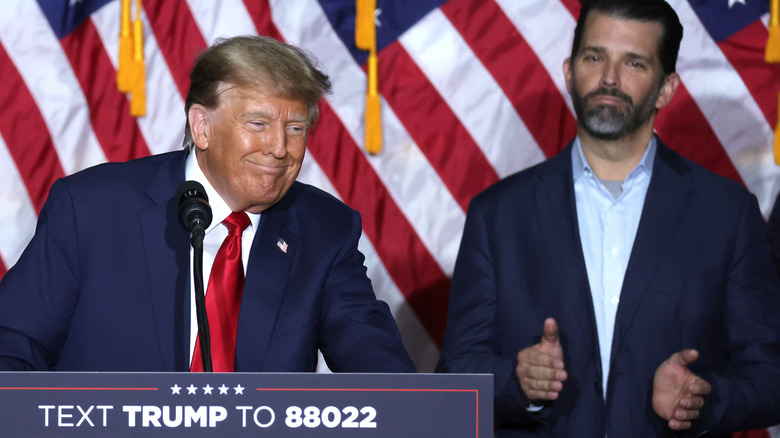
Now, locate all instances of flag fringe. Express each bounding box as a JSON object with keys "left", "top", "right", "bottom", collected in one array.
[
  {"left": 116, "top": 0, "right": 132, "bottom": 91},
  {"left": 774, "top": 94, "right": 780, "bottom": 165},
  {"left": 770, "top": 0, "right": 779, "bottom": 163},
  {"left": 355, "top": 0, "right": 375, "bottom": 50},
  {"left": 130, "top": 1, "right": 146, "bottom": 117},
  {"left": 366, "top": 52, "right": 382, "bottom": 155},
  {"left": 768, "top": 0, "right": 780, "bottom": 62},
  {"left": 118, "top": 0, "right": 145, "bottom": 117},
  {"left": 355, "top": 0, "right": 381, "bottom": 154},
  {"left": 768, "top": 26, "right": 780, "bottom": 63}
]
